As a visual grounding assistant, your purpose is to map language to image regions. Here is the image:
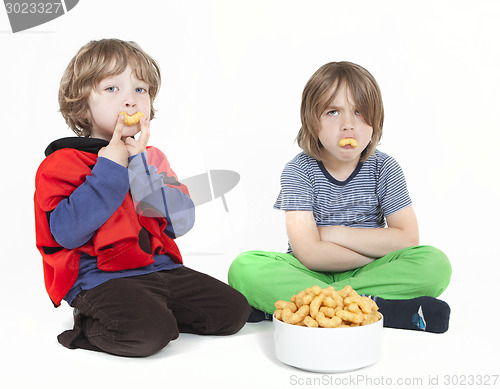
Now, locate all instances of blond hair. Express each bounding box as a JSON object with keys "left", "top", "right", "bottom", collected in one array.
[
  {"left": 59, "top": 39, "right": 161, "bottom": 137},
  {"left": 296, "top": 62, "right": 384, "bottom": 162}
]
